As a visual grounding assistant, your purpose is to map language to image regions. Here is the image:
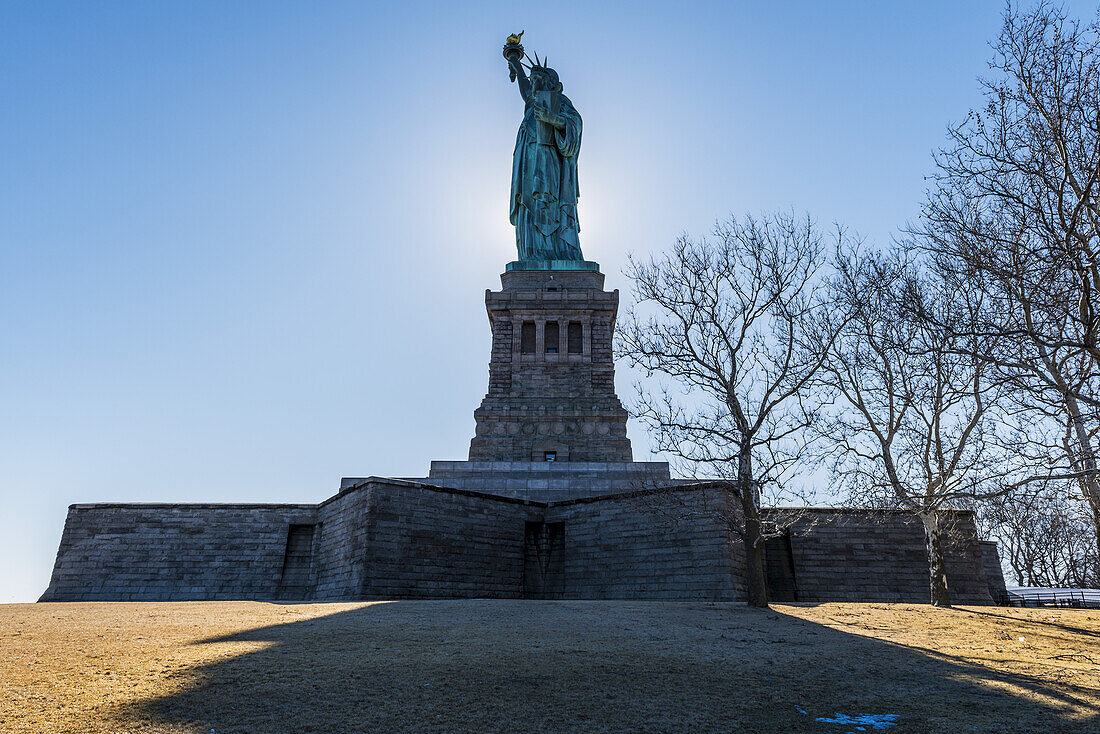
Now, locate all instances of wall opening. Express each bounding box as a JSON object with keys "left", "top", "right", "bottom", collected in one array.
[
  {"left": 524, "top": 521, "right": 565, "bottom": 599},
  {"left": 532, "top": 441, "right": 568, "bottom": 462},
  {"left": 763, "top": 531, "right": 799, "bottom": 602},
  {"left": 567, "top": 321, "right": 583, "bottom": 354},
  {"left": 520, "top": 321, "right": 536, "bottom": 354},
  {"left": 277, "top": 524, "right": 315, "bottom": 601},
  {"left": 545, "top": 321, "right": 559, "bottom": 353}
]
